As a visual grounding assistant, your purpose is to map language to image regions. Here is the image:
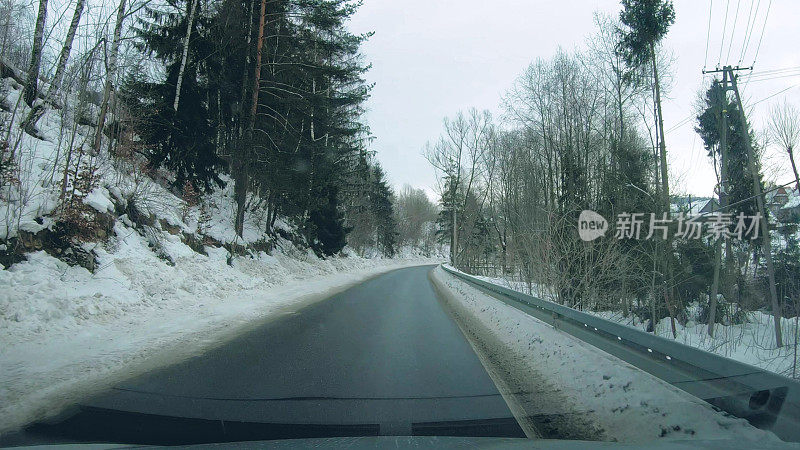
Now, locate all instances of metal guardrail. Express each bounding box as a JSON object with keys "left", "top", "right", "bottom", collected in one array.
[{"left": 441, "top": 264, "right": 800, "bottom": 442}]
